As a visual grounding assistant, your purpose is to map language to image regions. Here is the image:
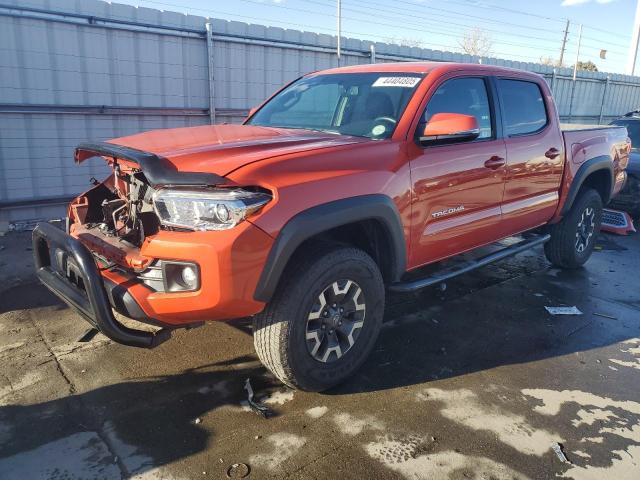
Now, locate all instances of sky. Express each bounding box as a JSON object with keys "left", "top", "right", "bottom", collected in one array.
[{"left": 115, "top": 0, "right": 638, "bottom": 74}]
